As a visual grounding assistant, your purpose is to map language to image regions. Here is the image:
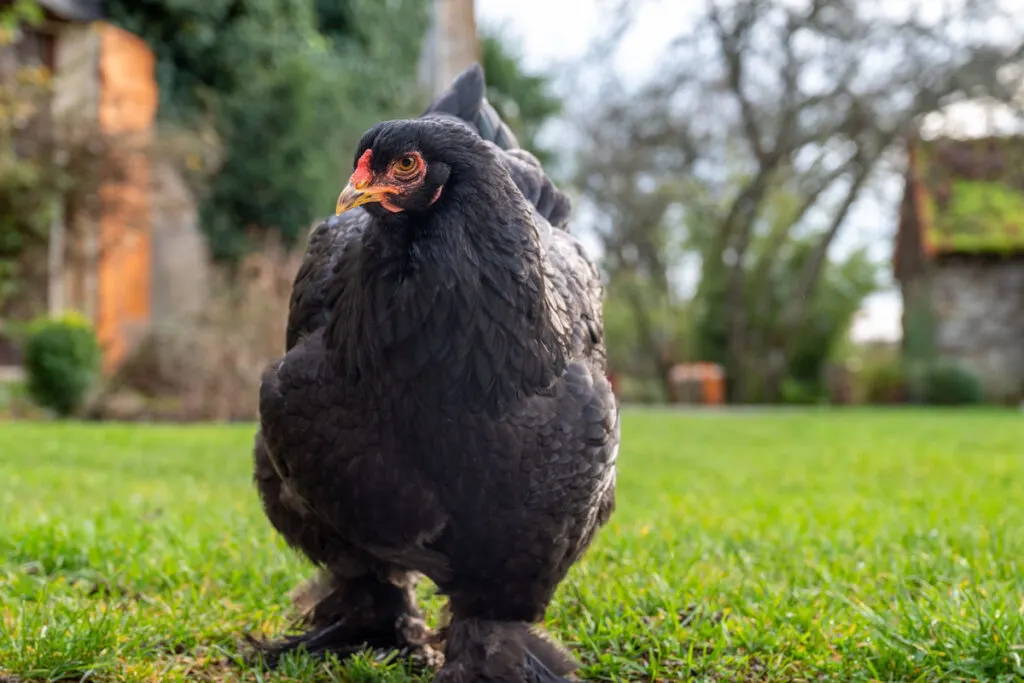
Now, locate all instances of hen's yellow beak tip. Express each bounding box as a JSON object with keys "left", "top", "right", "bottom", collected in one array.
[
  {"left": 335, "top": 183, "right": 366, "bottom": 216},
  {"left": 335, "top": 182, "right": 398, "bottom": 216}
]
